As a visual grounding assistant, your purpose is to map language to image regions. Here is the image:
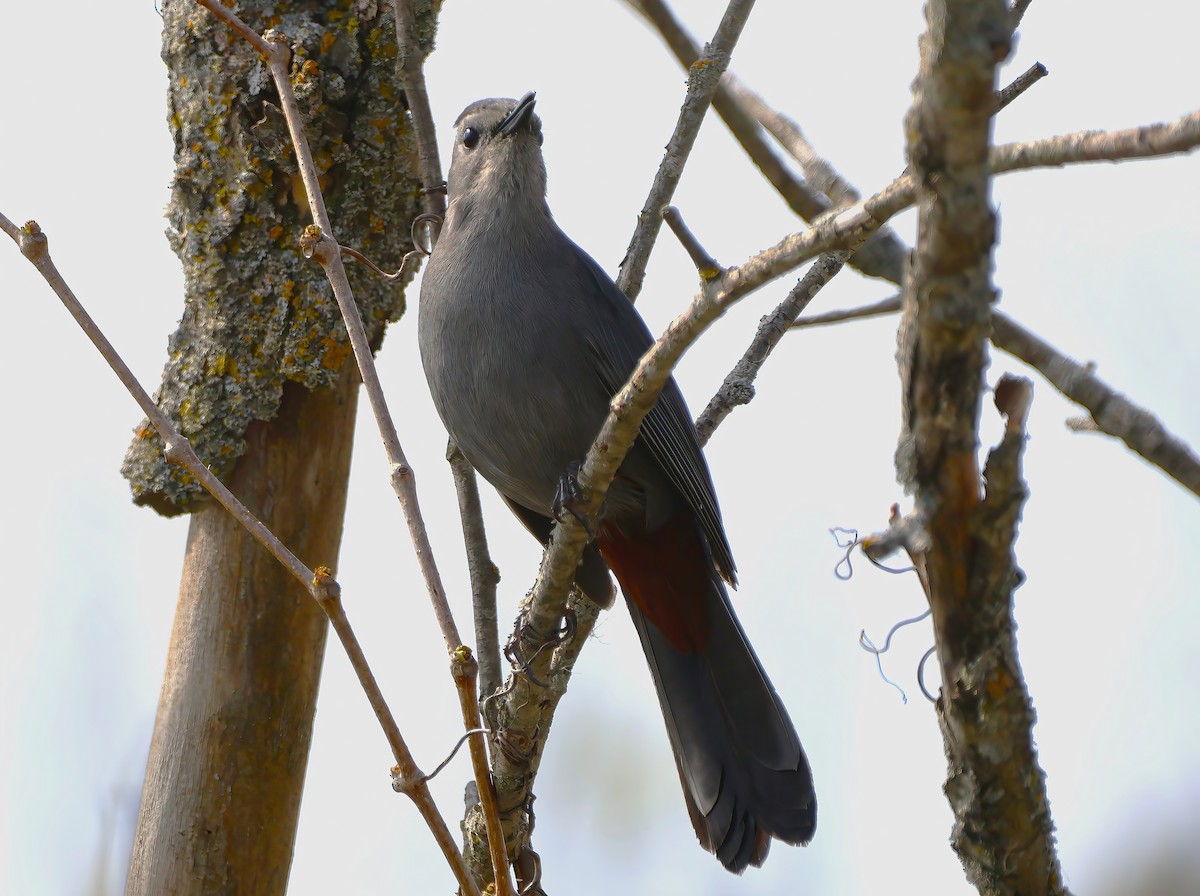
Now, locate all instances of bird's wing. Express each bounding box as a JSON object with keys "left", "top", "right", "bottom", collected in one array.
[{"left": 574, "top": 247, "right": 737, "bottom": 584}]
